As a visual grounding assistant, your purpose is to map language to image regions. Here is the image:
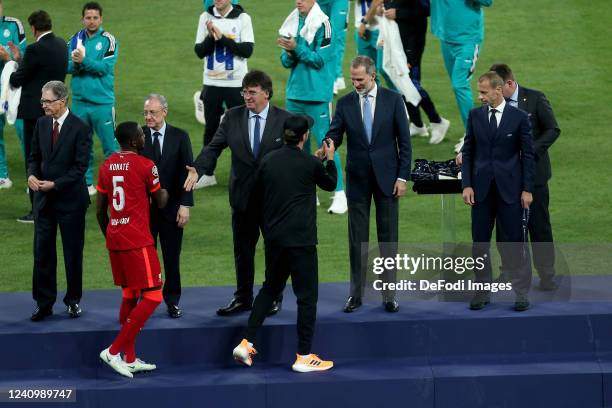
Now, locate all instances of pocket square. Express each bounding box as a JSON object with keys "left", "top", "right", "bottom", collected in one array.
[
  {"left": 275, "top": 137, "right": 281, "bottom": 142},
  {"left": 506, "top": 133, "right": 513, "bottom": 137}
]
